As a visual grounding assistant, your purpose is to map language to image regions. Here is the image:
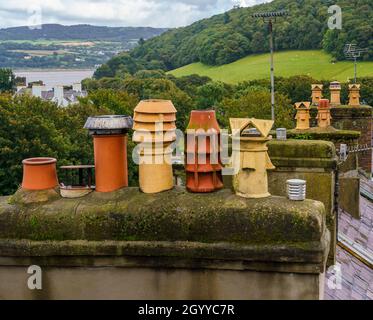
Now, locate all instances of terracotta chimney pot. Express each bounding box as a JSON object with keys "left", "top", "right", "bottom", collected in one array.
[
  {"left": 317, "top": 99, "right": 332, "bottom": 128},
  {"left": 84, "top": 115, "right": 133, "bottom": 193},
  {"left": 185, "top": 110, "right": 223, "bottom": 193},
  {"left": 22, "top": 157, "right": 58, "bottom": 190},
  {"left": 133, "top": 99, "right": 177, "bottom": 194}
]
